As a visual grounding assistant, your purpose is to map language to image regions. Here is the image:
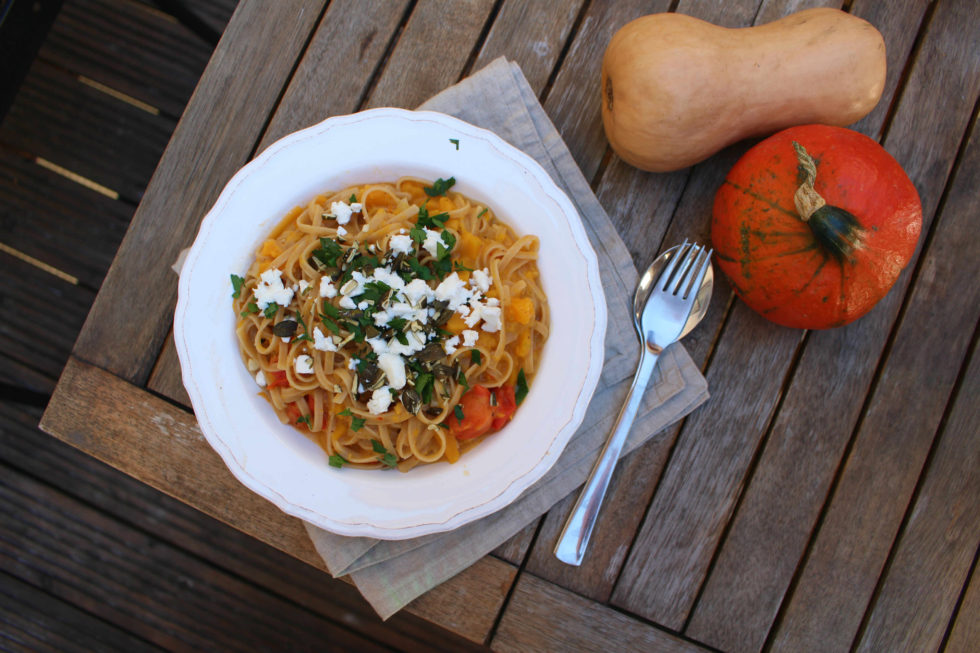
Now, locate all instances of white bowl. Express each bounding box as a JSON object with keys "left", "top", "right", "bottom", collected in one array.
[{"left": 175, "top": 108, "right": 606, "bottom": 539}]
